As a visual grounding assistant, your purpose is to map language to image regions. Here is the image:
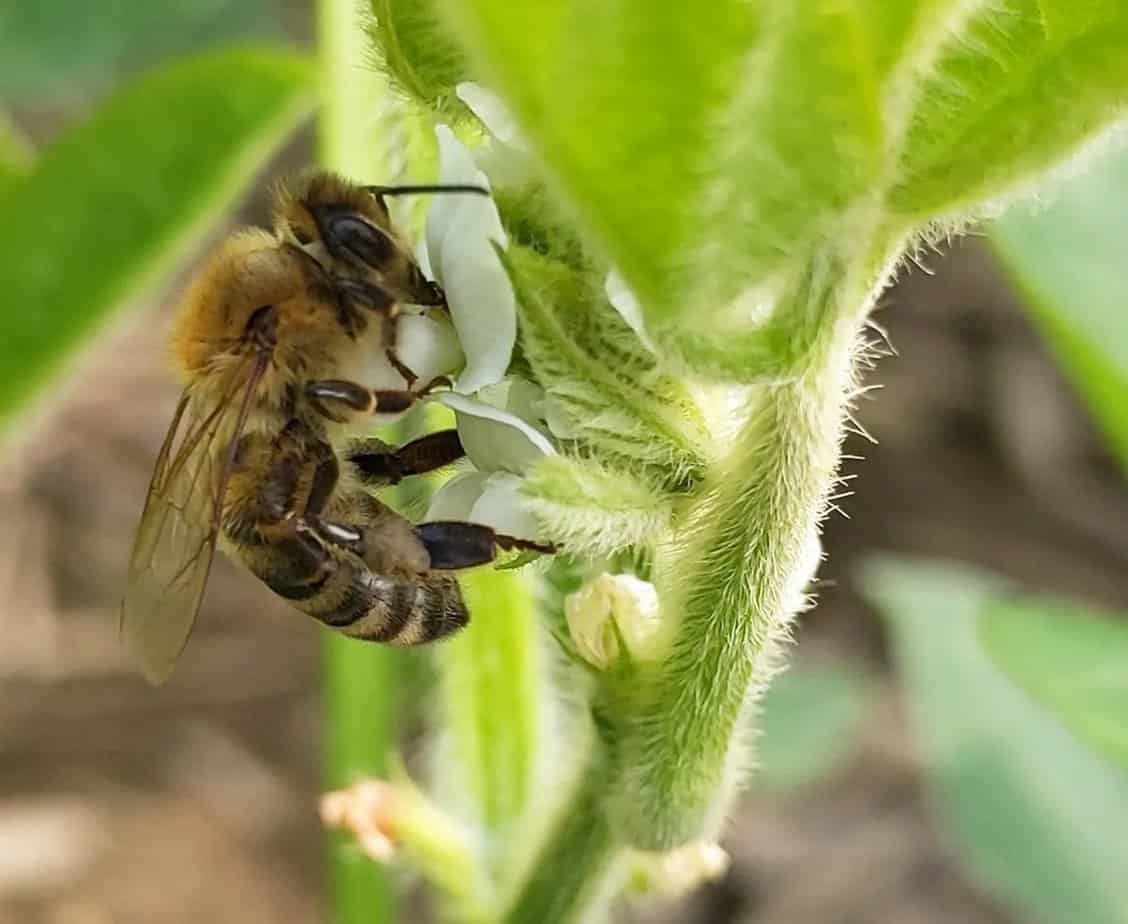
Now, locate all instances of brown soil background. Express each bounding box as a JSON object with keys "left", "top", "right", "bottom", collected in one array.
[{"left": 3, "top": 15, "right": 1127, "bottom": 923}]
